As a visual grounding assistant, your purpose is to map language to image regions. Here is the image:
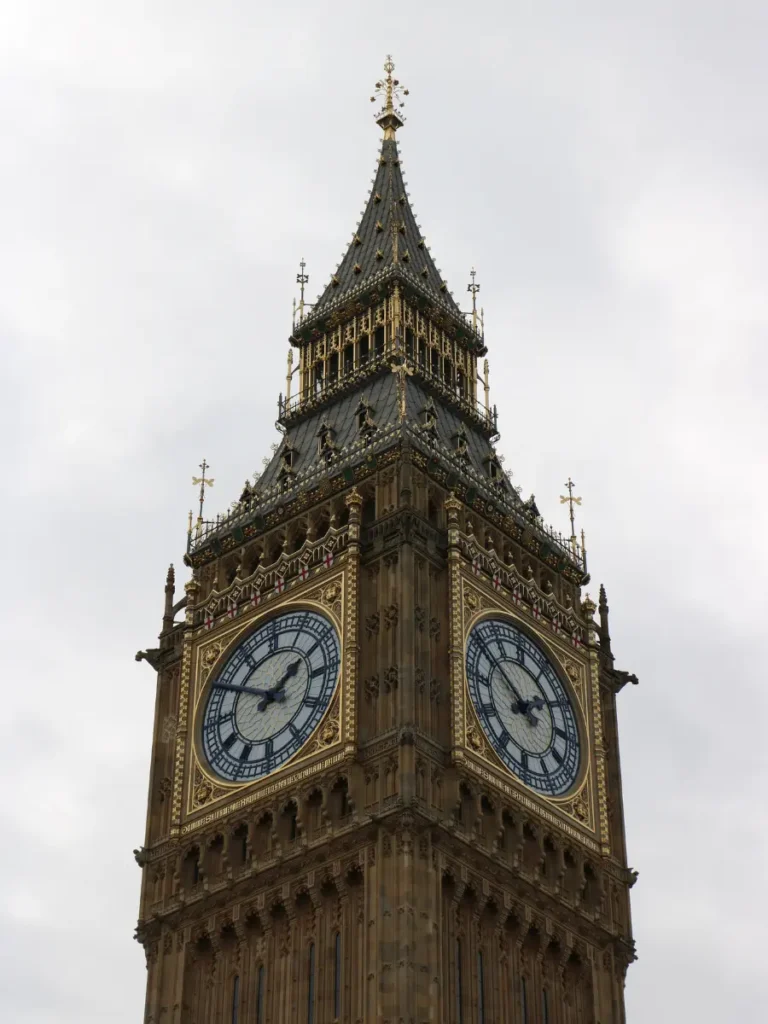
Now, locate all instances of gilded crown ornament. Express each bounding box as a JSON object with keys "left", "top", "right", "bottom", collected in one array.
[{"left": 371, "top": 55, "right": 409, "bottom": 138}]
